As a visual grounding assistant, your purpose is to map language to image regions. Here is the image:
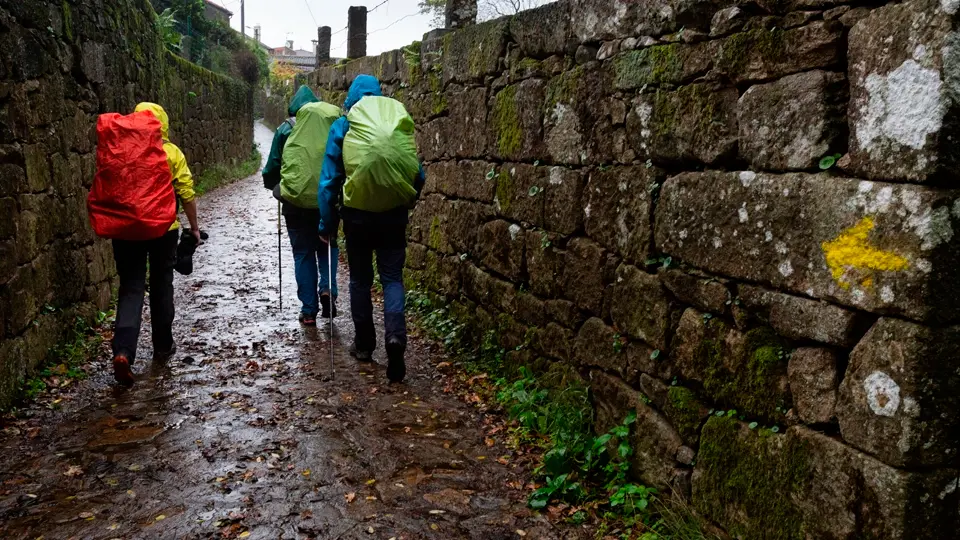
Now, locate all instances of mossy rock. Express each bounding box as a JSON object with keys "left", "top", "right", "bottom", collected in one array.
[
  {"left": 492, "top": 85, "right": 521, "bottom": 157},
  {"left": 694, "top": 416, "right": 811, "bottom": 539}
]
